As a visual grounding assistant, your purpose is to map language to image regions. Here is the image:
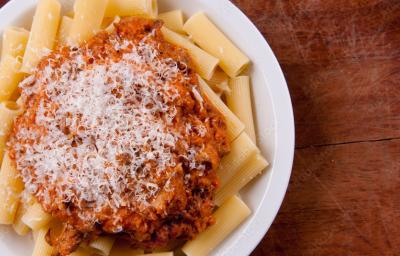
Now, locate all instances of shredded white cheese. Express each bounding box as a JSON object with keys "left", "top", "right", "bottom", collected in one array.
[{"left": 12, "top": 27, "right": 208, "bottom": 222}]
